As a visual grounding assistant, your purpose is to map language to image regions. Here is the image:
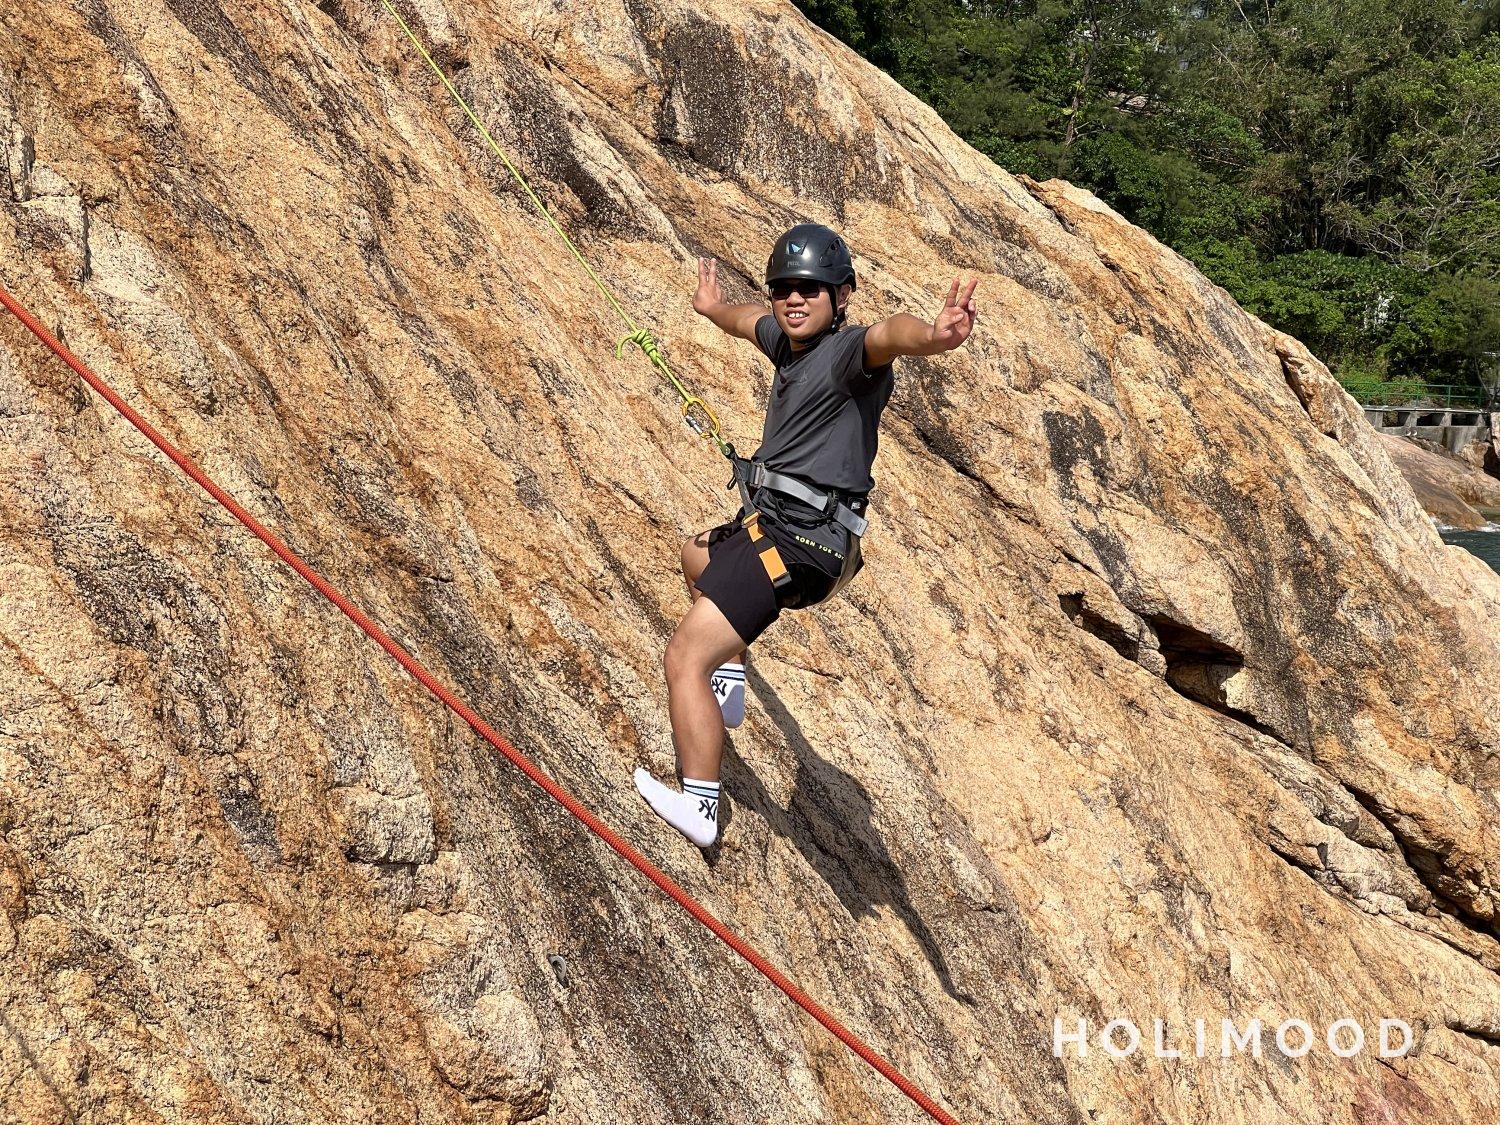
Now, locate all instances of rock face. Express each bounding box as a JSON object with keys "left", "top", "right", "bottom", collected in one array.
[
  {"left": 2, "top": 2, "right": 1499, "bottom": 1123},
  {"left": 1456, "top": 432, "right": 1491, "bottom": 476},
  {"left": 1377, "top": 433, "right": 1500, "bottom": 529}
]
